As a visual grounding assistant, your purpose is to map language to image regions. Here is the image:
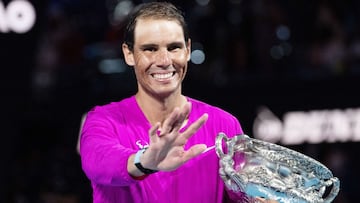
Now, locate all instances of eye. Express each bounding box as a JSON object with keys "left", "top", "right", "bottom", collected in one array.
[
  {"left": 168, "top": 46, "right": 179, "bottom": 51},
  {"left": 143, "top": 47, "right": 157, "bottom": 52},
  {"left": 168, "top": 43, "right": 183, "bottom": 51},
  {"left": 140, "top": 44, "right": 158, "bottom": 52}
]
